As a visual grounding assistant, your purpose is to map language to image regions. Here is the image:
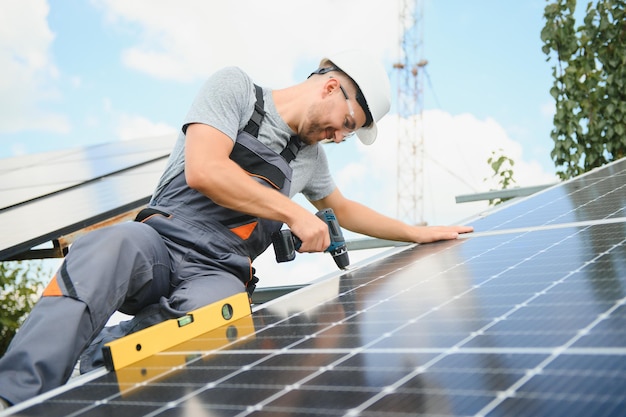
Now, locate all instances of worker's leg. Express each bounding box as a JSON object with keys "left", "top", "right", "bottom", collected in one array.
[
  {"left": 167, "top": 269, "right": 247, "bottom": 311},
  {"left": 80, "top": 249, "right": 249, "bottom": 372},
  {"left": 0, "top": 221, "right": 170, "bottom": 405},
  {"left": 0, "top": 297, "right": 90, "bottom": 407}
]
